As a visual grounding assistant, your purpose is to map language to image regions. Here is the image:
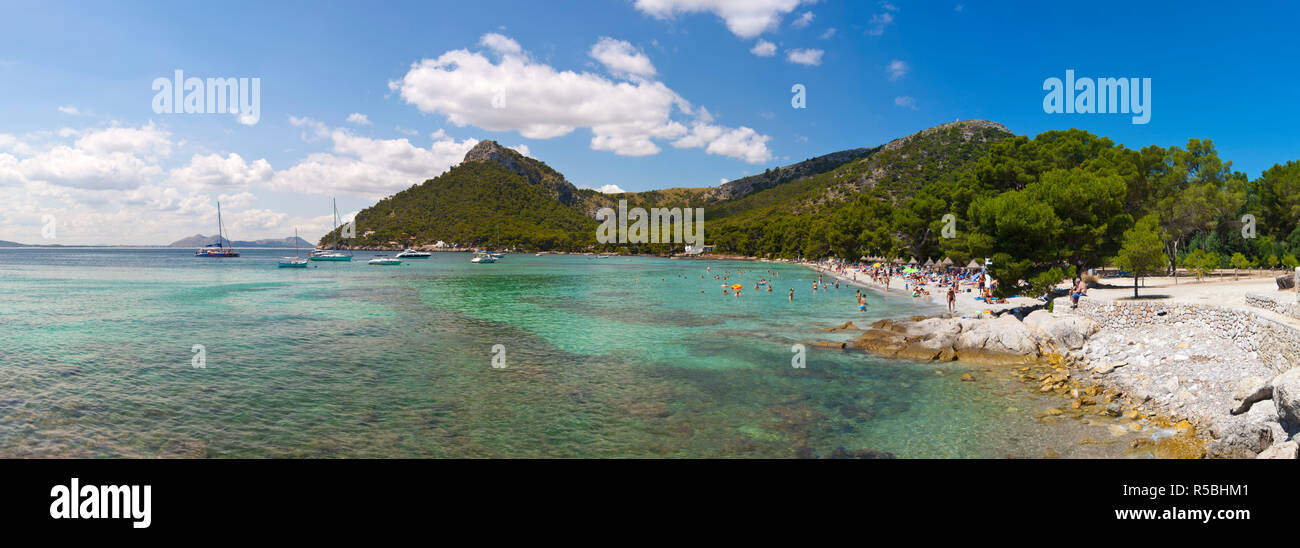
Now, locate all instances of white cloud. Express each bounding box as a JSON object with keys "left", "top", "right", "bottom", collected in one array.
[
  {"left": 75, "top": 122, "right": 172, "bottom": 160},
  {"left": 887, "top": 59, "right": 908, "bottom": 81},
  {"left": 395, "top": 126, "right": 419, "bottom": 136},
  {"left": 270, "top": 116, "right": 480, "bottom": 199},
  {"left": 511, "top": 144, "right": 532, "bottom": 157},
  {"left": 820, "top": 27, "right": 837, "bottom": 39},
  {"left": 57, "top": 105, "right": 82, "bottom": 115},
  {"left": 867, "top": 3, "right": 898, "bottom": 36},
  {"left": 166, "top": 152, "right": 273, "bottom": 190},
  {"left": 792, "top": 11, "right": 814, "bottom": 28},
  {"left": 594, "top": 184, "right": 626, "bottom": 194},
  {"left": 17, "top": 123, "right": 174, "bottom": 191},
  {"left": 346, "top": 112, "right": 373, "bottom": 126},
  {"left": 750, "top": 40, "right": 777, "bottom": 57},
  {"left": 390, "top": 33, "right": 771, "bottom": 163},
  {"left": 786, "top": 48, "right": 824, "bottom": 66},
  {"left": 589, "top": 37, "right": 656, "bottom": 78},
  {"left": 671, "top": 113, "right": 772, "bottom": 164},
  {"left": 0, "top": 133, "right": 35, "bottom": 156},
  {"left": 894, "top": 96, "right": 918, "bottom": 110},
  {"left": 479, "top": 33, "right": 522, "bottom": 55},
  {"left": 633, "top": 0, "right": 808, "bottom": 38}
]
